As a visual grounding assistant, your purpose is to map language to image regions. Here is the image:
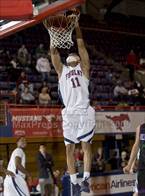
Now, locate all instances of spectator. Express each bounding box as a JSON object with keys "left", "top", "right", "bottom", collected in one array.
[
  {"left": 37, "top": 144, "right": 55, "bottom": 196},
  {"left": 53, "top": 170, "right": 60, "bottom": 196},
  {"left": 39, "top": 80, "right": 50, "bottom": 93},
  {"left": 17, "top": 71, "right": 28, "bottom": 86},
  {"left": 35, "top": 43, "right": 46, "bottom": 59},
  {"left": 74, "top": 148, "right": 84, "bottom": 173},
  {"left": 120, "top": 151, "right": 128, "bottom": 169},
  {"left": 19, "top": 80, "right": 34, "bottom": 94},
  {"left": 139, "top": 51, "right": 145, "bottom": 69},
  {"left": 92, "top": 147, "right": 105, "bottom": 172},
  {"left": 128, "top": 80, "right": 145, "bottom": 105},
  {"left": 4, "top": 50, "right": 11, "bottom": 66},
  {"left": 20, "top": 87, "right": 35, "bottom": 104},
  {"left": 36, "top": 54, "right": 51, "bottom": 82},
  {"left": 39, "top": 87, "right": 51, "bottom": 105},
  {"left": 127, "top": 49, "right": 138, "bottom": 81},
  {"left": 7, "top": 55, "right": 20, "bottom": 82},
  {"left": 108, "top": 150, "right": 120, "bottom": 170},
  {"left": 17, "top": 44, "right": 29, "bottom": 66},
  {"left": 113, "top": 80, "right": 128, "bottom": 100}
]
